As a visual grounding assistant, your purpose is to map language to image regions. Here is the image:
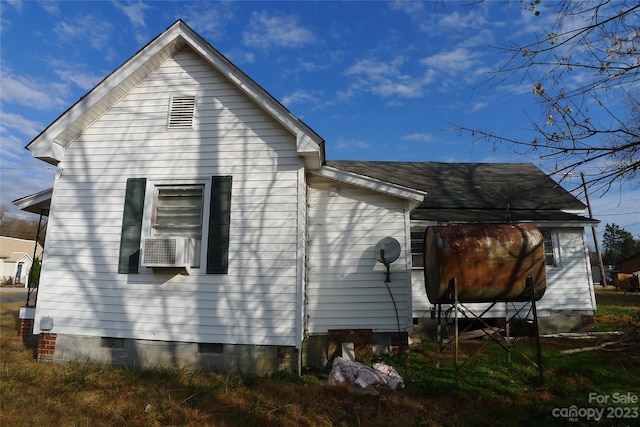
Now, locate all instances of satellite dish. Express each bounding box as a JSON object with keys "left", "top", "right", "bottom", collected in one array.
[{"left": 375, "top": 237, "right": 401, "bottom": 266}]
